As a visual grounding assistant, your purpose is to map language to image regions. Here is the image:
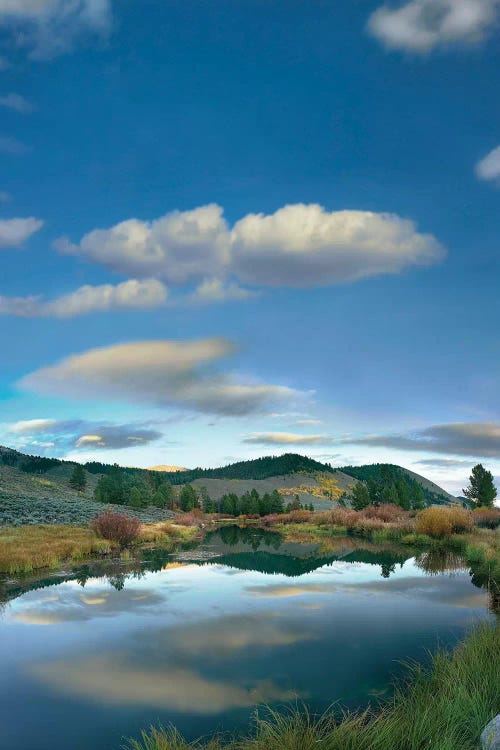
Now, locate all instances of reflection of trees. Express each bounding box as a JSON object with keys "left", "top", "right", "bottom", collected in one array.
[
  {"left": 380, "top": 563, "right": 396, "bottom": 578},
  {"left": 415, "top": 550, "right": 468, "bottom": 576},
  {"left": 416, "top": 550, "right": 499, "bottom": 615}
]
